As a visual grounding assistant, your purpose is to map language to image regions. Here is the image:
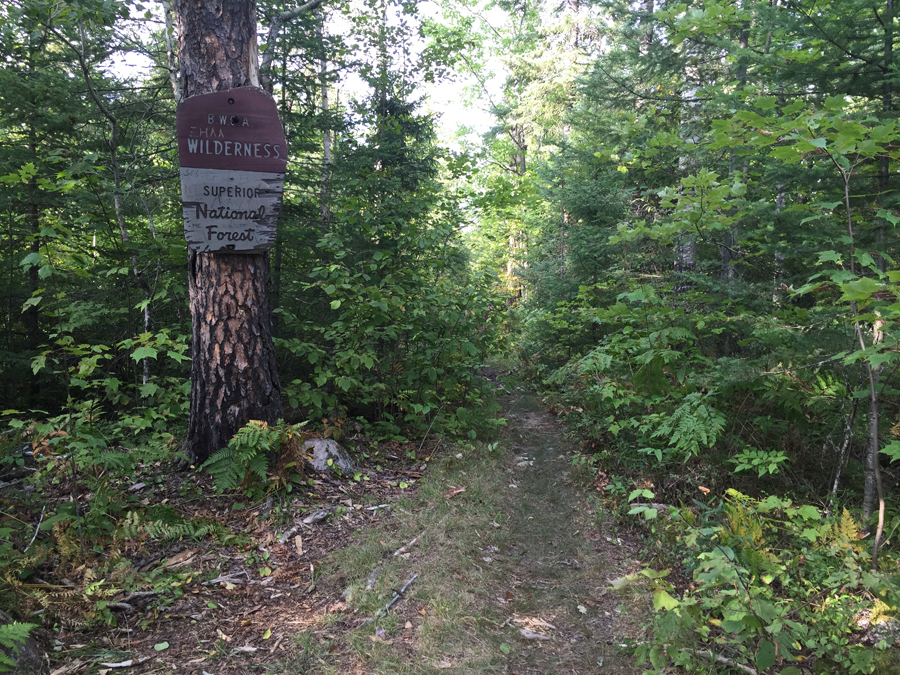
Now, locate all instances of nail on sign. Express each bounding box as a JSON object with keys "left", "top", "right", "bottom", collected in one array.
[{"left": 176, "top": 88, "right": 287, "bottom": 253}]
